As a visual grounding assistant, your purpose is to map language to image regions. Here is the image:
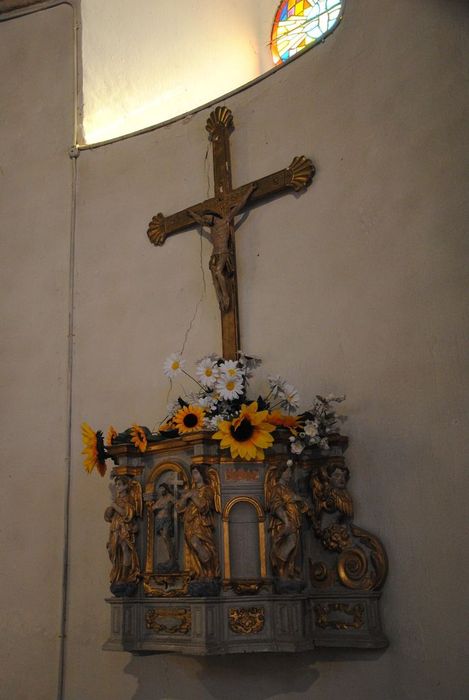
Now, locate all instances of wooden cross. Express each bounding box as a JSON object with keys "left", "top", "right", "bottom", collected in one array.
[{"left": 147, "top": 106, "right": 314, "bottom": 360}]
